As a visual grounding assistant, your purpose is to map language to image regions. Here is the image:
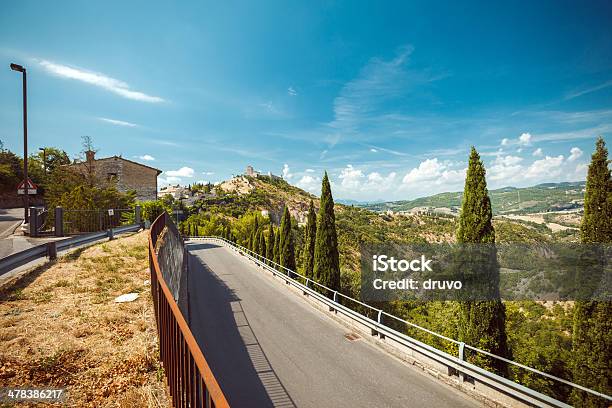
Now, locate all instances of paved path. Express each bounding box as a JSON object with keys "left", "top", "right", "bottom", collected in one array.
[
  {"left": 0, "top": 208, "right": 26, "bottom": 258},
  {"left": 186, "top": 241, "right": 479, "bottom": 408}
]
